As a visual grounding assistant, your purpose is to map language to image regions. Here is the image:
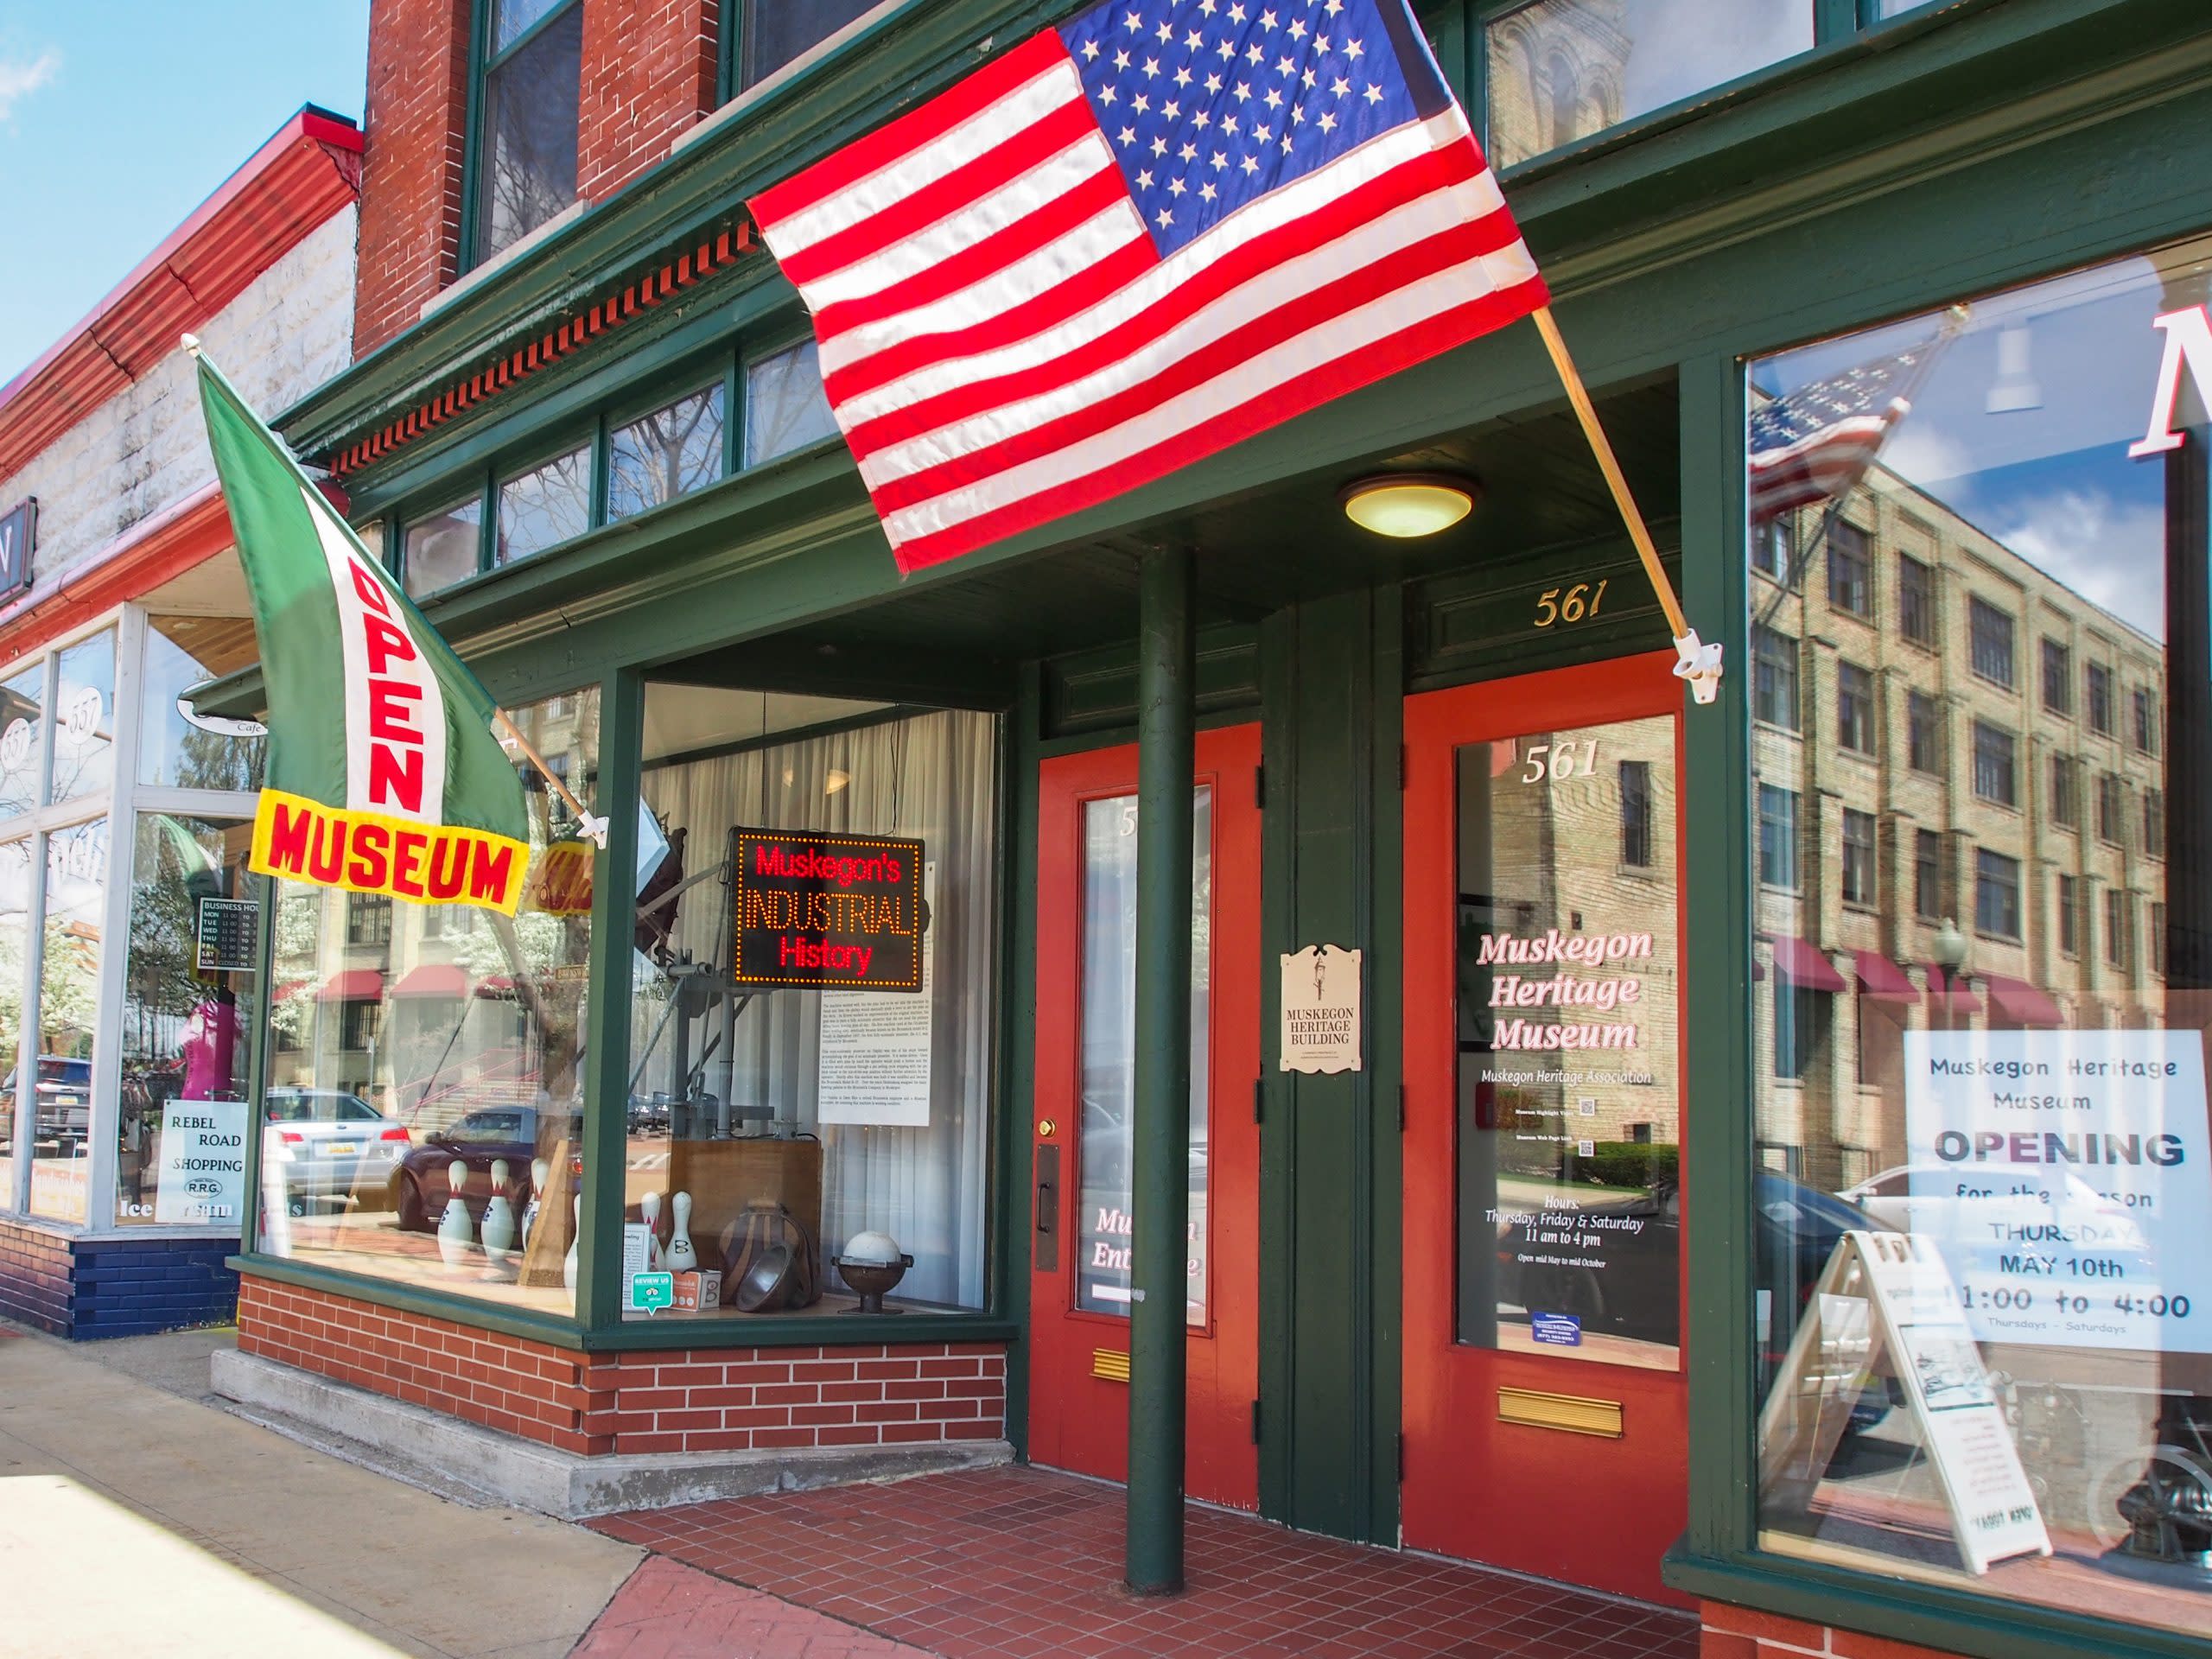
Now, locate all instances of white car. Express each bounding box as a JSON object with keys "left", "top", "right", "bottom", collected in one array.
[
  {"left": 1841, "top": 1164, "right": 2150, "bottom": 1259},
  {"left": 264, "top": 1088, "right": 410, "bottom": 1214}
]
